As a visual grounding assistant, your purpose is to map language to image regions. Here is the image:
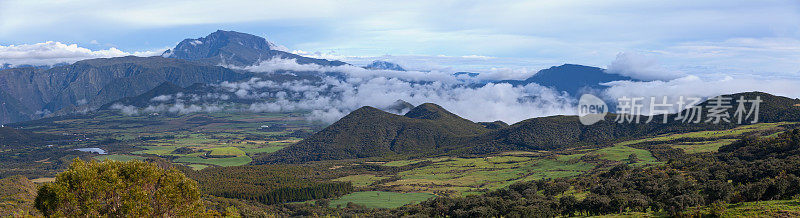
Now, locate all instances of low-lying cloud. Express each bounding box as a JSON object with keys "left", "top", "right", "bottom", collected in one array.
[
  {"left": 606, "top": 52, "right": 684, "bottom": 81},
  {"left": 0, "top": 41, "right": 161, "bottom": 67}
]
